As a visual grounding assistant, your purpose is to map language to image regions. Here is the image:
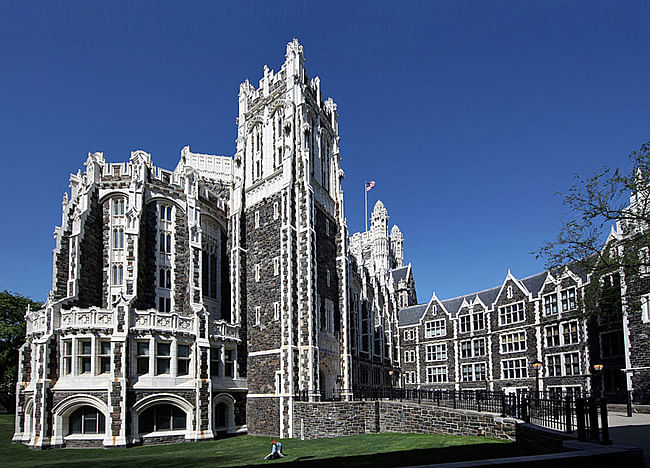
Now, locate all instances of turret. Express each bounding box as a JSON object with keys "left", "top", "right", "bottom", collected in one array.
[
  {"left": 371, "top": 200, "right": 389, "bottom": 274},
  {"left": 390, "top": 224, "right": 404, "bottom": 268}
]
